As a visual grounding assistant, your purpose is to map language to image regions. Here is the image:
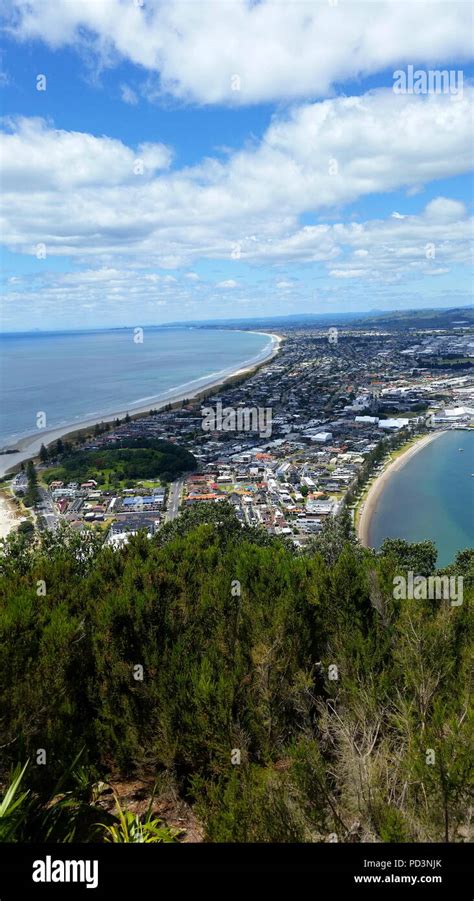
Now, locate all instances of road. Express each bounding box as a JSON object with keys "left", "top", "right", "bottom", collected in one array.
[
  {"left": 36, "top": 487, "right": 60, "bottom": 531},
  {"left": 165, "top": 478, "right": 184, "bottom": 522}
]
